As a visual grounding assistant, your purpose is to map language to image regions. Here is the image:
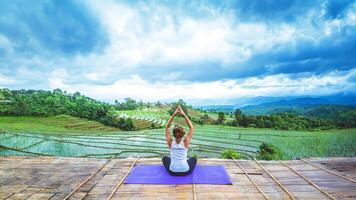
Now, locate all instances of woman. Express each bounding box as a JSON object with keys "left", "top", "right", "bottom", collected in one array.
[{"left": 162, "top": 105, "right": 197, "bottom": 176}]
